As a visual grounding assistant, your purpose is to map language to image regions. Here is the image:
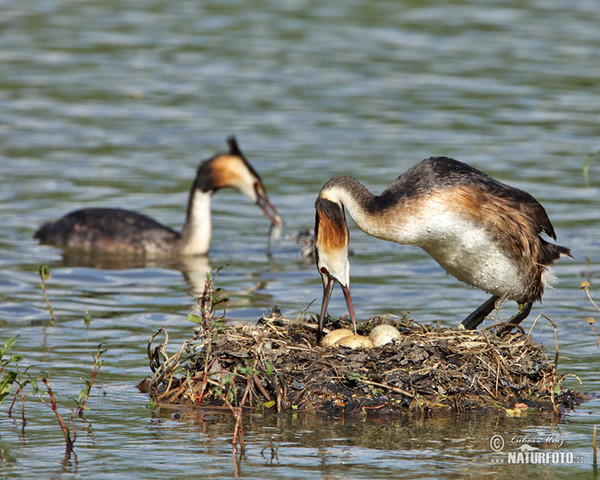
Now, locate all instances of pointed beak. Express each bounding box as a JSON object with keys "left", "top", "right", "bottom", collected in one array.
[
  {"left": 256, "top": 188, "right": 284, "bottom": 255},
  {"left": 318, "top": 276, "right": 357, "bottom": 335},
  {"left": 341, "top": 283, "right": 357, "bottom": 334},
  {"left": 319, "top": 275, "right": 336, "bottom": 335},
  {"left": 256, "top": 189, "right": 283, "bottom": 228}
]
